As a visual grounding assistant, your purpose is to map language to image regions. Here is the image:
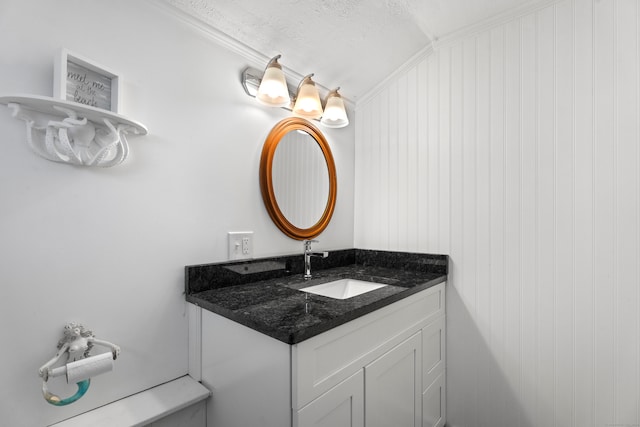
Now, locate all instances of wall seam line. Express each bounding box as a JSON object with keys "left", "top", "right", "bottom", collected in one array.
[
  {"left": 437, "top": 52, "right": 442, "bottom": 250},
  {"left": 571, "top": 0, "right": 577, "bottom": 425},
  {"left": 474, "top": 35, "right": 480, "bottom": 426},
  {"left": 552, "top": 5, "right": 558, "bottom": 426},
  {"left": 613, "top": 0, "right": 619, "bottom": 424},
  {"left": 461, "top": 43, "right": 466, "bottom": 305},
  {"left": 519, "top": 16, "right": 525, "bottom": 427},
  {"left": 447, "top": 48, "right": 454, "bottom": 260},
  {"left": 591, "top": 0, "right": 597, "bottom": 424},
  {"left": 534, "top": 10, "right": 540, "bottom": 426},
  {"left": 502, "top": 23, "right": 508, "bottom": 426},
  {"left": 637, "top": 0, "right": 640, "bottom": 423},
  {"left": 425, "top": 64, "right": 430, "bottom": 253},
  {"left": 415, "top": 63, "right": 421, "bottom": 252},
  {"left": 487, "top": 32, "right": 493, "bottom": 420},
  {"left": 387, "top": 87, "right": 392, "bottom": 249}
]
